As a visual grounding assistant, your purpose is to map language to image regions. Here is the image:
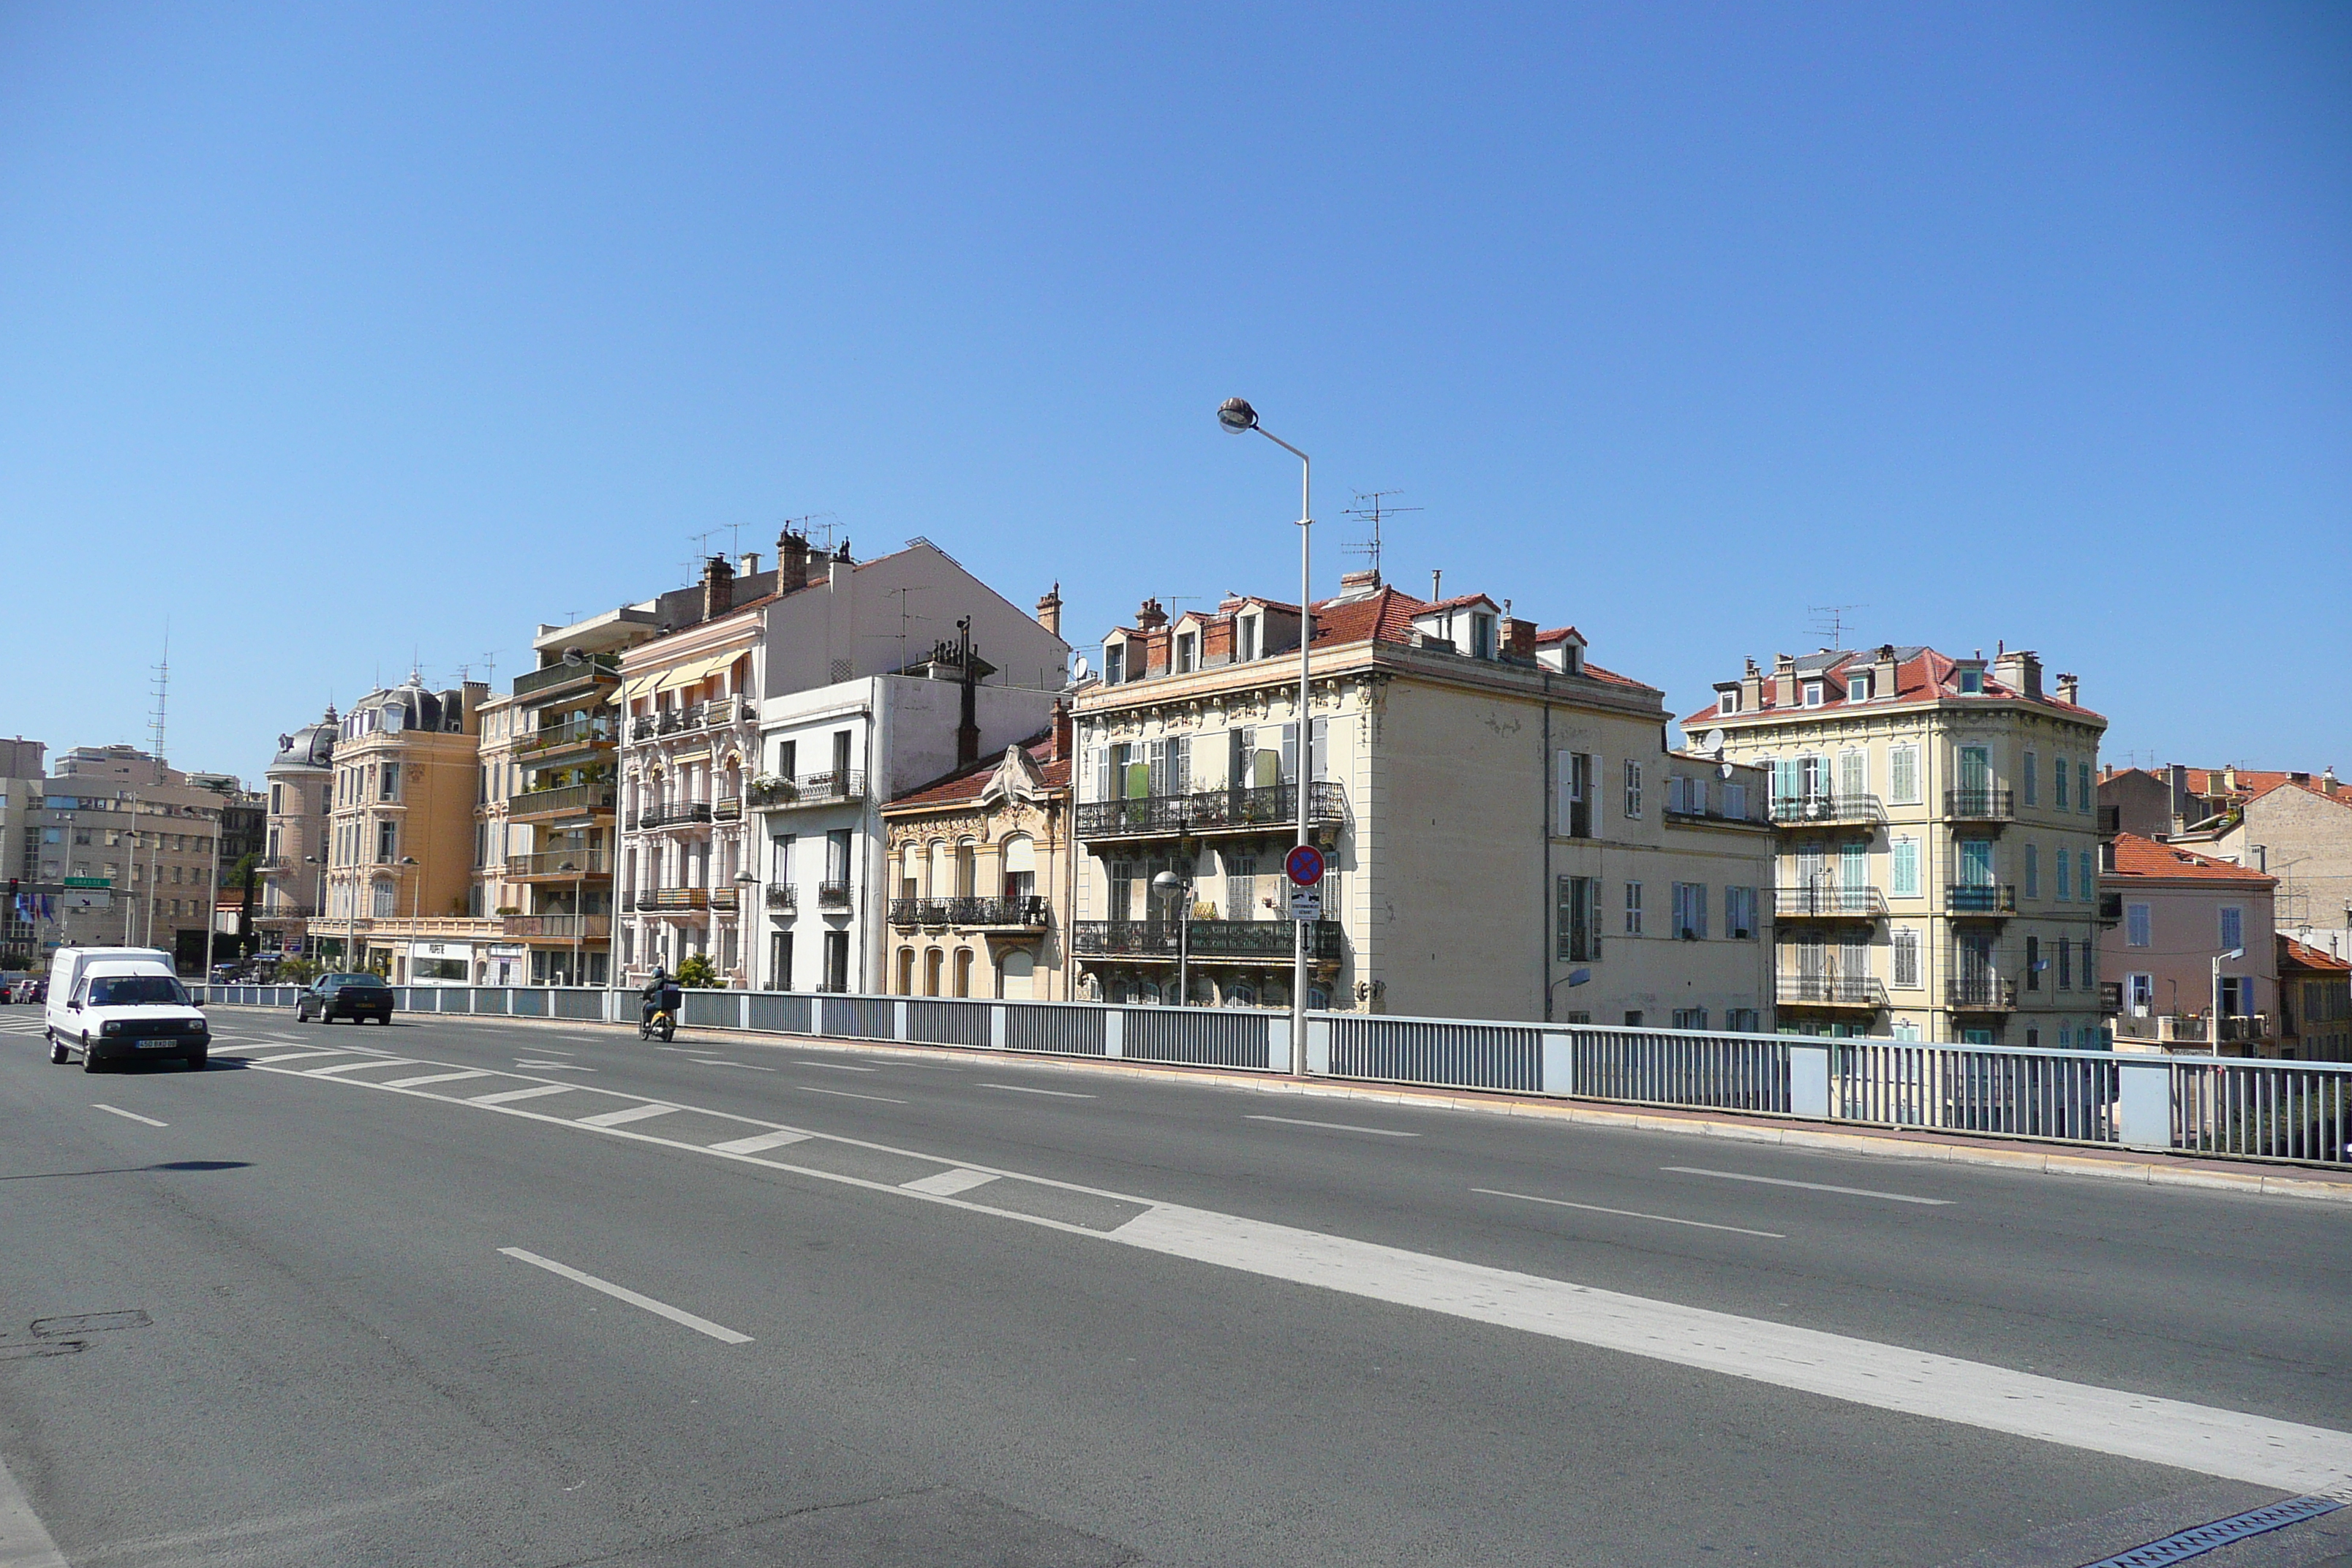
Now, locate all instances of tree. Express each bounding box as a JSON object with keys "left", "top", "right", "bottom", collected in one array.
[{"left": 674, "top": 953, "right": 719, "bottom": 989}]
